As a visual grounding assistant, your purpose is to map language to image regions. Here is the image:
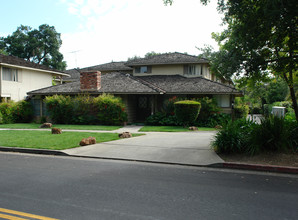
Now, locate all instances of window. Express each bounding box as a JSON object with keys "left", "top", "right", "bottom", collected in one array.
[
  {"left": 135, "top": 66, "right": 152, "bottom": 74},
  {"left": 188, "top": 65, "right": 196, "bottom": 75},
  {"left": 184, "top": 64, "right": 203, "bottom": 76},
  {"left": 2, "top": 67, "right": 19, "bottom": 82}
]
